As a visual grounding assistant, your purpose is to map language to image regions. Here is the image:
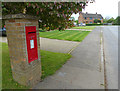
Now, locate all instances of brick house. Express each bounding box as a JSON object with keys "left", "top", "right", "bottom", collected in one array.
[{"left": 78, "top": 12, "right": 103, "bottom": 24}]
